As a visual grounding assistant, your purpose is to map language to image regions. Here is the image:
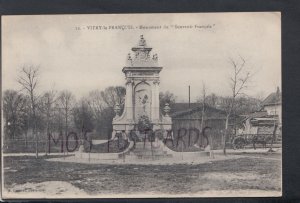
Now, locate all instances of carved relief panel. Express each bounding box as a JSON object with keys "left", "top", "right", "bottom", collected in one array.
[{"left": 134, "top": 82, "right": 152, "bottom": 121}]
